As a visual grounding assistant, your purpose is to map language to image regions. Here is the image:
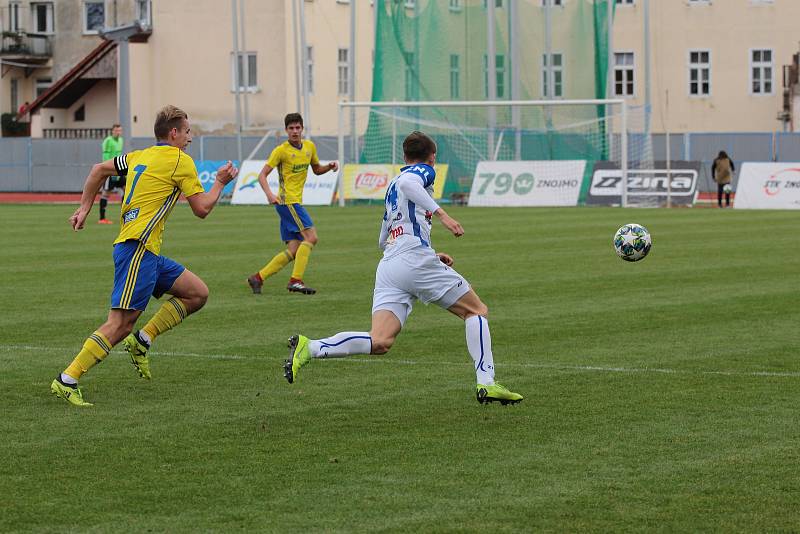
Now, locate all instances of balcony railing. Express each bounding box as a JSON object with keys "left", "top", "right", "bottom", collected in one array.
[
  {"left": 1, "top": 31, "right": 52, "bottom": 57},
  {"left": 43, "top": 128, "right": 112, "bottom": 139}
]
